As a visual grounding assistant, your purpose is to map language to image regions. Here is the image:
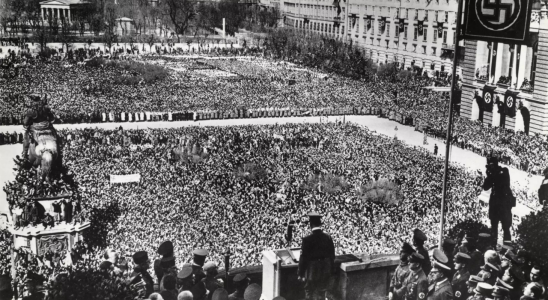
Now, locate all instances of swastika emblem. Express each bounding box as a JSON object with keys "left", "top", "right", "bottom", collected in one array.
[
  {"left": 506, "top": 96, "right": 514, "bottom": 108},
  {"left": 484, "top": 93, "right": 492, "bottom": 104},
  {"left": 476, "top": 0, "right": 521, "bottom": 31}
]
